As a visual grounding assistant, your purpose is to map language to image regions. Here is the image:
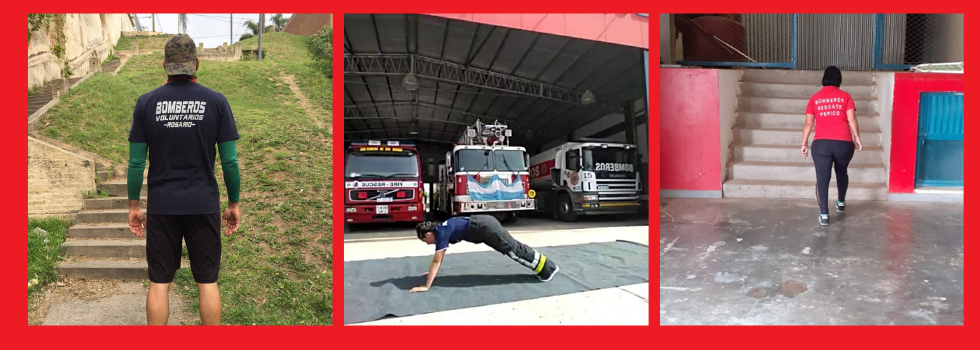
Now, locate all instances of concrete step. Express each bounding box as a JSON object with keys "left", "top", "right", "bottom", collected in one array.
[
  {"left": 76, "top": 210, "right": 130, "bottom": 224},
  {"left": 739, "top": 97, "right": 877, "bottom": 115},
  {"left": 62, "top": 240, "right": 146, "bottom": 259},
  {"left": 738, "top": 112, "right": 879, "bottom": 132},
  {"left": 741, "top": 69, "right": 877, "bottom": 86},
  {"left": 729, "top": 161, "right": 887, "bottom": 183},
  {"left": 723, "top": 179, "right": 888, "bottom": 201},
  {"left": 733, "top": 144, "right": 884, "bottom": 164},
  {"left": 740, "top": 82, "right": 877, "bottom": 100},
  {"left": 59, "top": 260, "right": 148, "bottom": 280},
  {"left": 84, "top": 197, "right": 146, "bottom": 210},
  {"left": 737, "top": 128, "right": 882, "bottom": 147},
  {"left": 97, "top": 171, "right": 112, "bottom": 183},
  {"left": 69, "top": 224, "right": 137, "bottom": 239},
  {"left": 98, "top": 182, "right": 147, "bottom": 197}
]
